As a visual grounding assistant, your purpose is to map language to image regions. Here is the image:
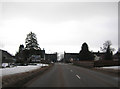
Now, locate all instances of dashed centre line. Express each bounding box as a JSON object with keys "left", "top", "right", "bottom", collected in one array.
[
  {"left": 76, "top": 75, "right": 81, "bottom": 79},
  {"left": 68, "top": 69, "right": 80, "bottom": 80}
]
